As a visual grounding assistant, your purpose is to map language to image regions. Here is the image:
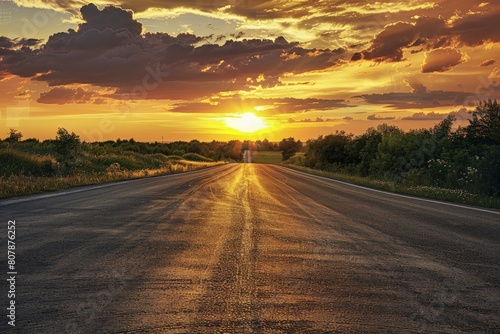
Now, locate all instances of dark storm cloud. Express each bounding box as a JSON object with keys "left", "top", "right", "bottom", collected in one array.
[
  {"left": 360, "top": 21, "right": 417, "bottom": 62},
  {"left": 0, "top": 36, "right": 42, "bottom": 49},
  {"left": 354, "top": 10, "right": 500, "bottom": 63},
  {"left": 357, "top": 17, "right": 446, "bottom": 62},
  {"left": 0, "top": 5, "right": 345, "bottom": 102},
  {"left": 12, "top": 1, "right": 499, "bottom": 60},
  {"left": 450, "top": 10, "right": 500, "bottom": 47},
  {"left": 79, "top": 3, "right": 142, "bottom": 35},
  {"left": 169, "top": 97, "right": 349, "bottom": 115}
]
